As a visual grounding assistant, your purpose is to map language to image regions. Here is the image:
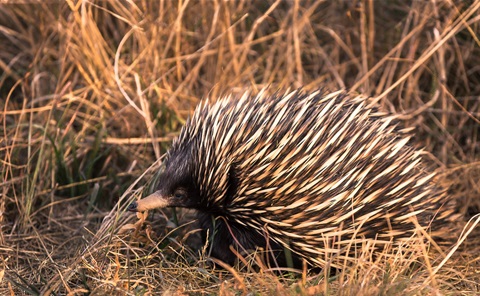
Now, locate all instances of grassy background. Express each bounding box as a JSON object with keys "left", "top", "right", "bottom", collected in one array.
[{"left": 1, "top": 0, "right": 480, "bottom": 294}]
